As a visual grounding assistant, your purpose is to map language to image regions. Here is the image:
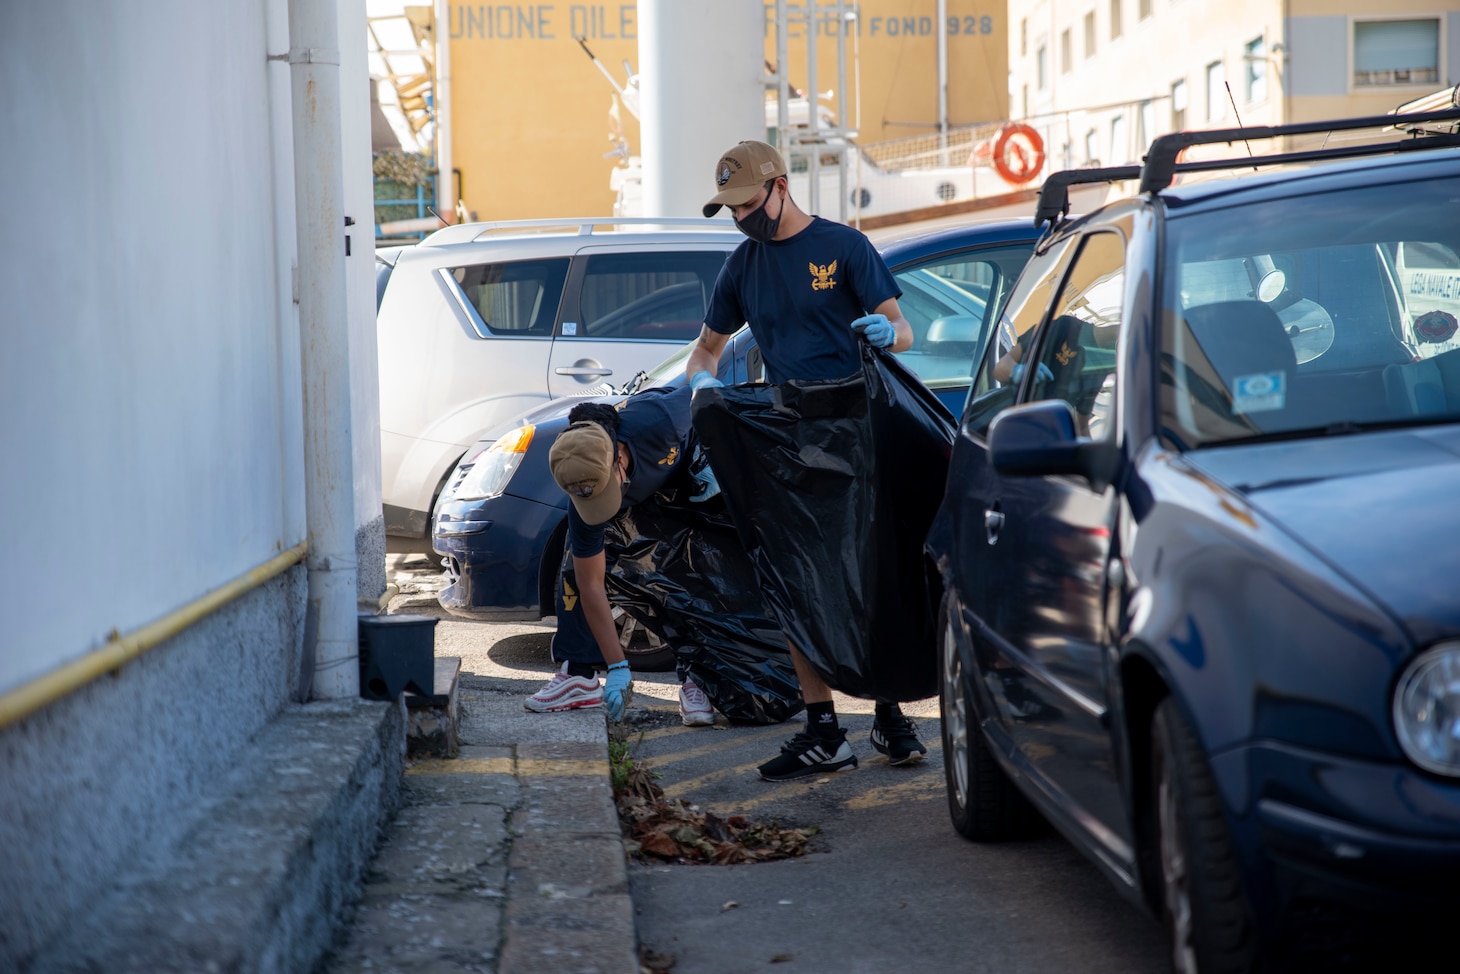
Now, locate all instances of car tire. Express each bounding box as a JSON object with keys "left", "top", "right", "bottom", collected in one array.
[
  {"left": 614, "top": 607, "right": 675, "bottom": 672},
  {"left": 940, "top": 603, "right": 1038, "bottom": 840},
  {"left": 1151, "top": 697, "right": 1258, "bottom": 974}
]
